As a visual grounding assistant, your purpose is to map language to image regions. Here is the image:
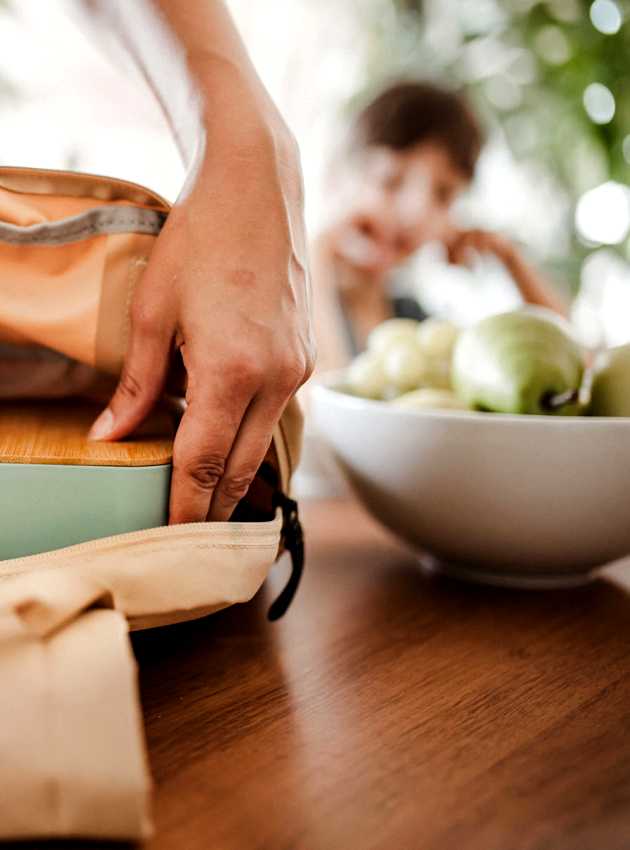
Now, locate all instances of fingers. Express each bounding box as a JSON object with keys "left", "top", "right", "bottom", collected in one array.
[
  {"left": 168, "top": 348, "right": 303, "bottom": 525},
  {"left": 207, "top": 395, "right": 285, "bottom": 521},
  {"left": 447, "top": 229, "right": 512, "bottom": 268},
  {"left": 168, "top": 380, "right": 253, "bottom": 525},
  {"left": 88, "top": 306, "right": 173, "bottom": 441},
  {"left": 447, "top": 229, "right": 482, "bottom": 267}
]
